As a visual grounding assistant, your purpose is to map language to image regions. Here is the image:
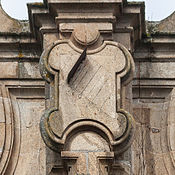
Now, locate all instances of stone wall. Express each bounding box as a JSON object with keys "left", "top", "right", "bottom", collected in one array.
[{"left": 0, "top": 0, "right": 175, "bottom": 174}]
